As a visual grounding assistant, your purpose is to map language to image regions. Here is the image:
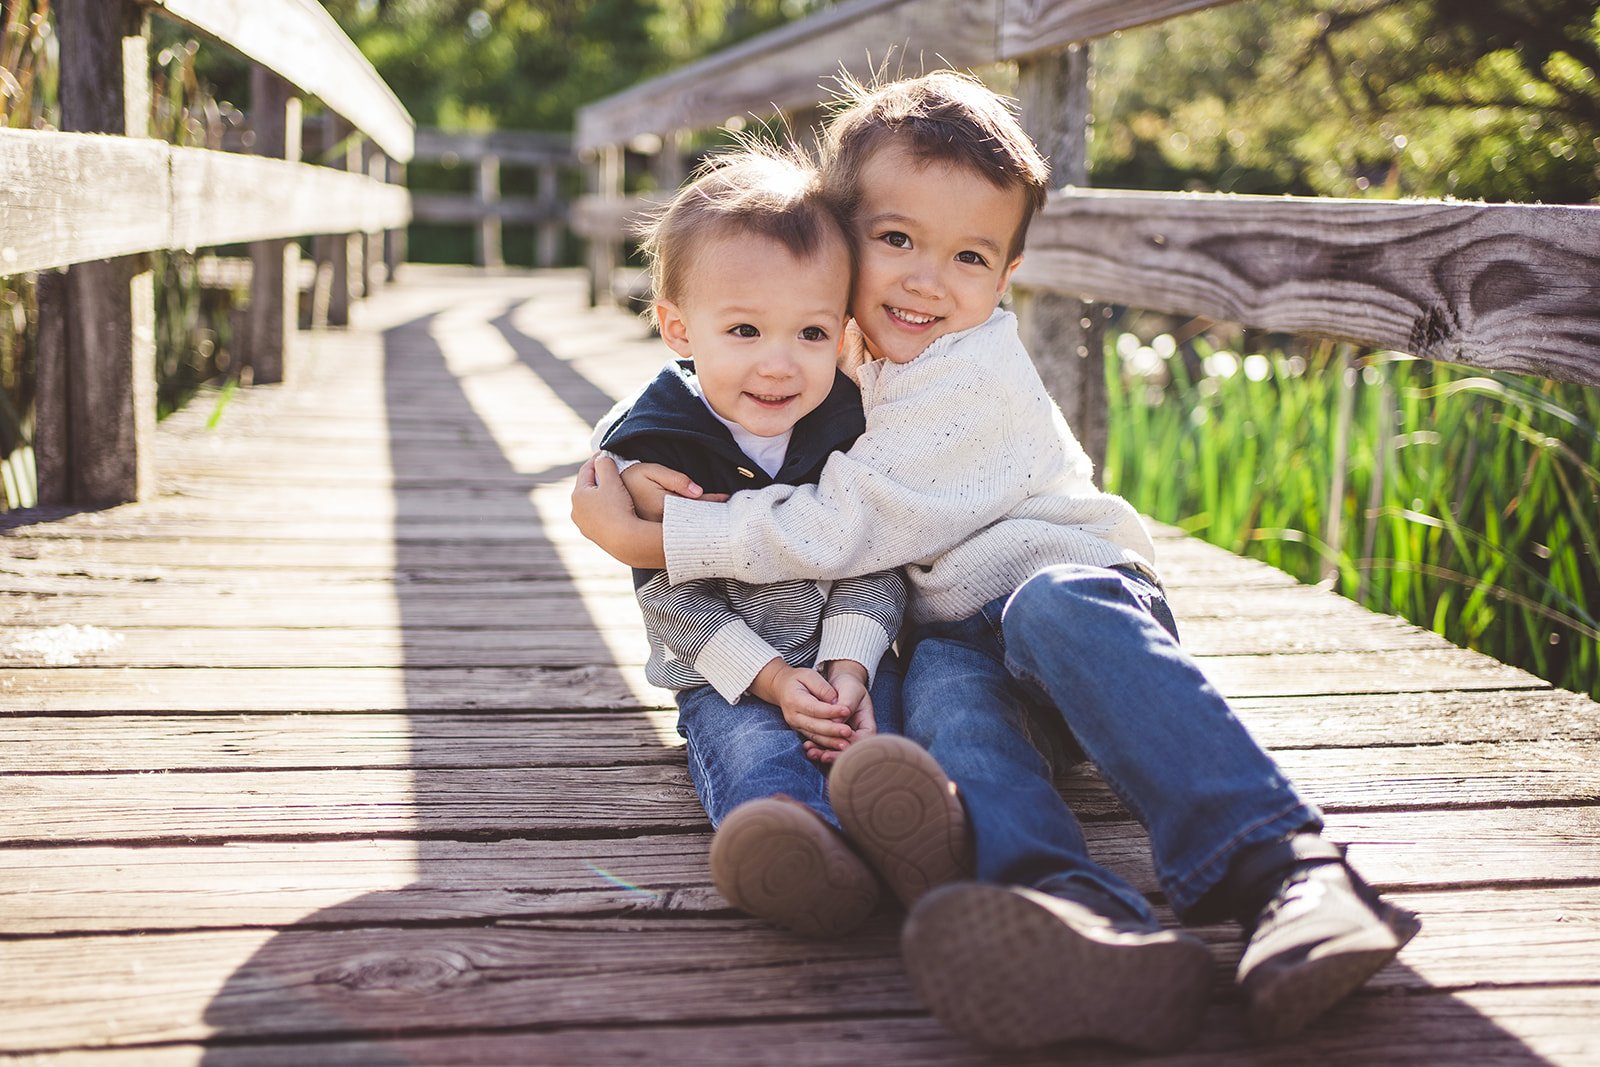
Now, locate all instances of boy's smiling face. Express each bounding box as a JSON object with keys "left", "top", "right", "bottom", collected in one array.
[
  {"left": 851, "top": 143, "right": 1028, "bottom": 365},
  {"left": 656, "top": 230, "right": 850, "bottom": 438}
]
